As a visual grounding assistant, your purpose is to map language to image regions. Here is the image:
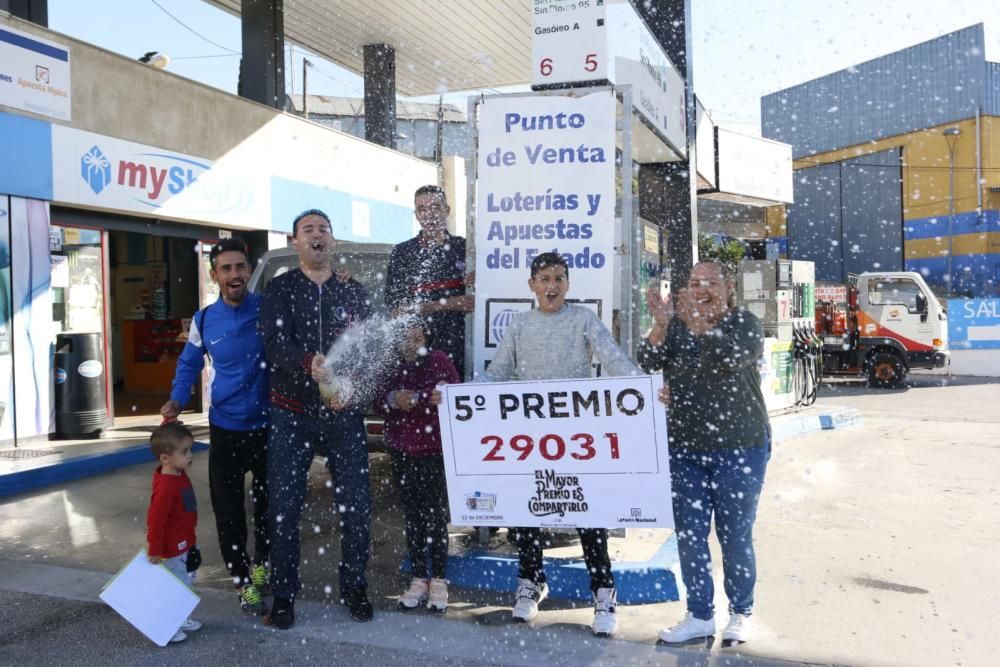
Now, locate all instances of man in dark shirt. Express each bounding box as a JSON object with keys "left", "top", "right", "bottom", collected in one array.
[
  {"left": 259, "top": 209, "right": 375, "bottom": 629},
  {"left": 385, "top": 185, "right": 473, "bottom": 377}
]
